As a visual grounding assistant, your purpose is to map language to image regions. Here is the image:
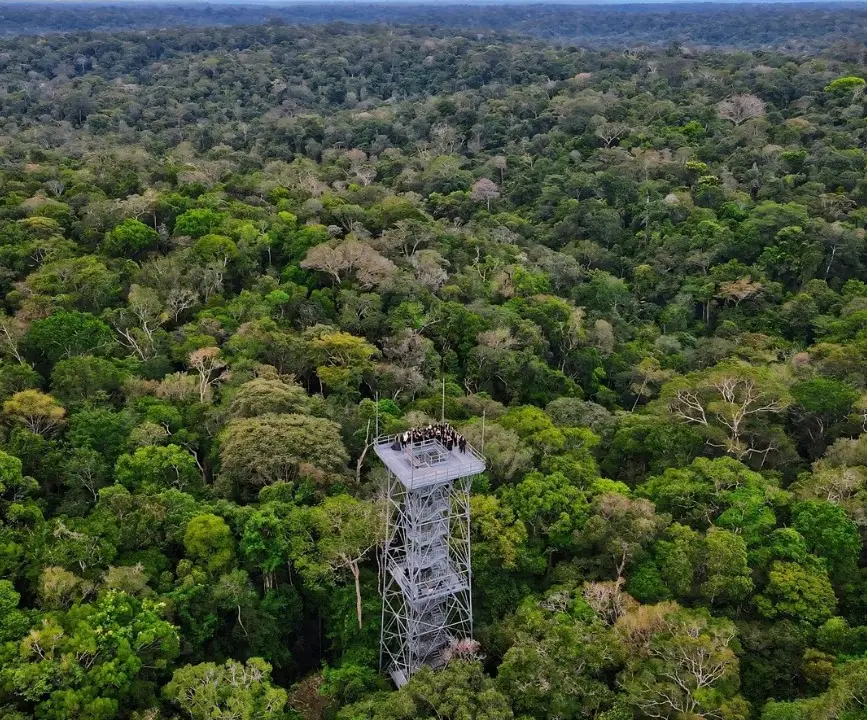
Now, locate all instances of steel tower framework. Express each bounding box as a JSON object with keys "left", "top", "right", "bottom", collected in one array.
[{"left": 374, "top": 432, "right": 485, "bottom": 688}]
